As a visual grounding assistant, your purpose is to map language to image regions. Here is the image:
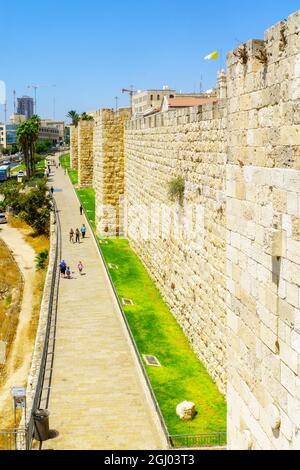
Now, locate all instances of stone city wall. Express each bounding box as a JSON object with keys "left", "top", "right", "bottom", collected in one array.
[
  {"left": 125, "top": 102, "right": 228, "bottom": 393},
  {"left": 85, "top": 8, "right": 300, "bottom": 450},
  {"left": 70, "top": 125, "right": 78, "bottom": 170},
  {"left": 78, "top": 120, "right": 94, "bottom": 188},
  {"left": 93, "top": 108, "right": 130, "bottom": 235}
]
